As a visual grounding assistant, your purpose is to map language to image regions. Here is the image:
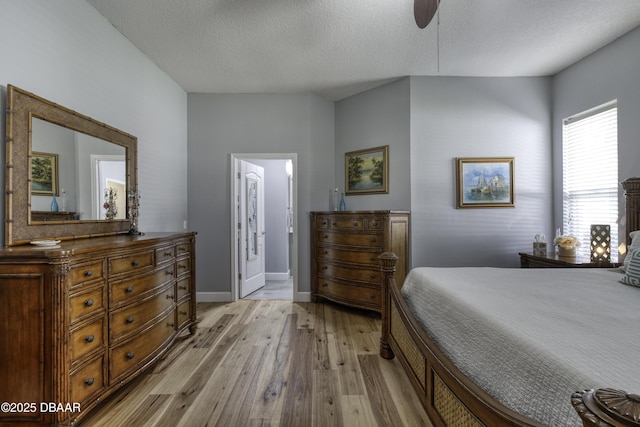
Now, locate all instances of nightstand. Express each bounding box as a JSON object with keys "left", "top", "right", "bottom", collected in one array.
[{"left": 519, "top": 252, "right": 619, "bottom": 268}]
